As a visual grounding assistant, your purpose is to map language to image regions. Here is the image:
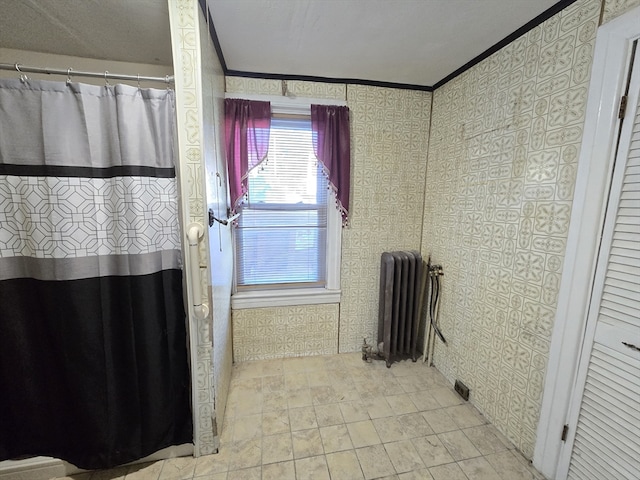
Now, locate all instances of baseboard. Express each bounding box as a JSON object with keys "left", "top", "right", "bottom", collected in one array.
[{"left": 0, "top": 457, "right": 65, "bottom": 480}]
